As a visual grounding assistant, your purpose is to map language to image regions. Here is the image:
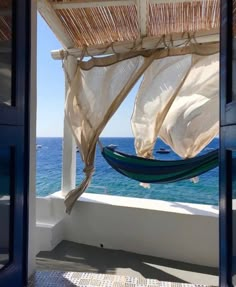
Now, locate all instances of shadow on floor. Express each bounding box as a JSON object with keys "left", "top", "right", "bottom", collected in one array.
[{"left": 36, "top": 240, "right": 218, "bottom": 284}]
